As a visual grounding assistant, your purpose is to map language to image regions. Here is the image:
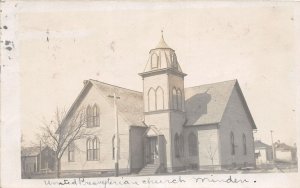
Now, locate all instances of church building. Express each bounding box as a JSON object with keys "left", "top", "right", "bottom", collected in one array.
[{"left": 59, "top": 34, "right": 257, "bottom": 176}]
